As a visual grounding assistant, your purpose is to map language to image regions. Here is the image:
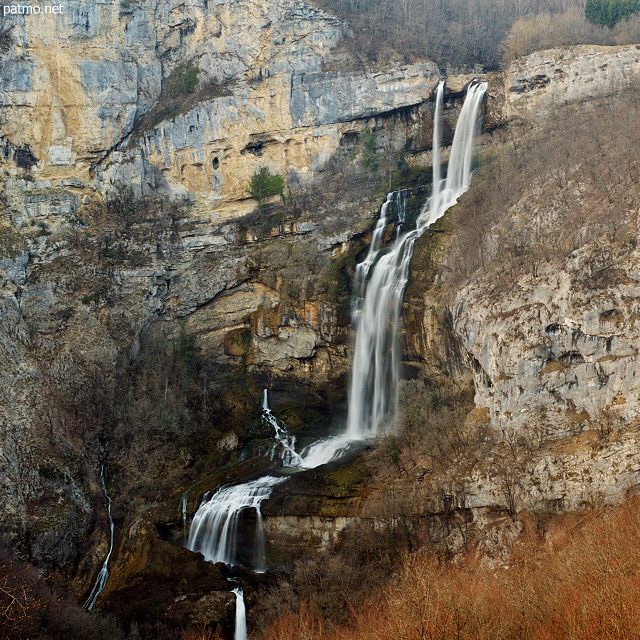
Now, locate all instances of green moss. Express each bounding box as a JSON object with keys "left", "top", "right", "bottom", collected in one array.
[
  {"left": 325, "top": 454, "right": 370, "bottom": 490},
  {"left": 81, "top": 289, "right": 107, "bottom": 306}
]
